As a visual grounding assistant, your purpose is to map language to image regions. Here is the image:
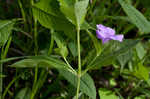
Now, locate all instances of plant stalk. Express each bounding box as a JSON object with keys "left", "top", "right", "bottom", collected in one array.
[
  {"left": 48, "top": 30, "right": 54, "bottom": 55},
  {"left": 31, "top": 19, "right": 38, "bottom": 99},
  {"left": 76, "top": 26, "right": 81, "bottom": 99},
  {"left": 0, "top": 48, "right": 3, "bottom": 99},
  {"left": 0, "top": 37, "right": 12, "bottom": 99},
  {"left": 0, "top": 63, "right": 2, "bottom": 99}
]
